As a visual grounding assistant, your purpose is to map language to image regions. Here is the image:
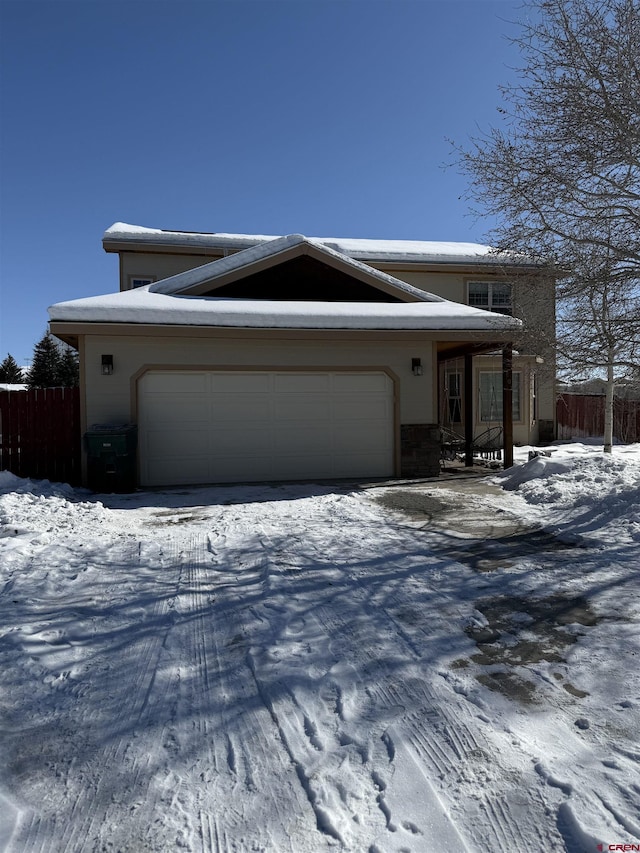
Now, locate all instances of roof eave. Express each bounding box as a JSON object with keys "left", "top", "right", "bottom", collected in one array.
[
  {"left": 102, "top": 227, "right": 545, "bottom": 270},
  {"left": 49, "top": 319, "right": 519, "bottom": 341},
  {"left": 372, "top": 258, "right": 547, "bottom": 273}
]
